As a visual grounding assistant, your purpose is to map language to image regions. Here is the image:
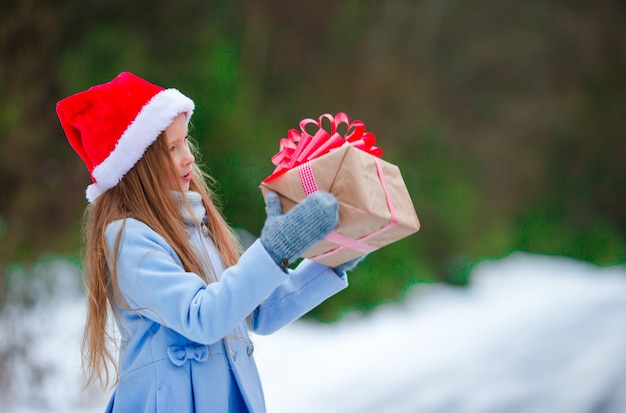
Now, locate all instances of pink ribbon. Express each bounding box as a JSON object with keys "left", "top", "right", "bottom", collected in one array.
[
  {"left": 297, "top": 162, "right": 319, "bottom": 195},
  {"left": 266, "top": 113, "right": 382, "bottom": 181}
]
